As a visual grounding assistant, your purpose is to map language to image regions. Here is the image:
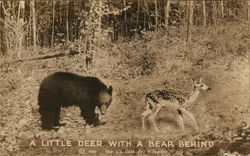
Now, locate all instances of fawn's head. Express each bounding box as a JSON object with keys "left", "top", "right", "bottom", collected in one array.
[{"left": 192, "top": 77, "right": 211, "bottom": 91}]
